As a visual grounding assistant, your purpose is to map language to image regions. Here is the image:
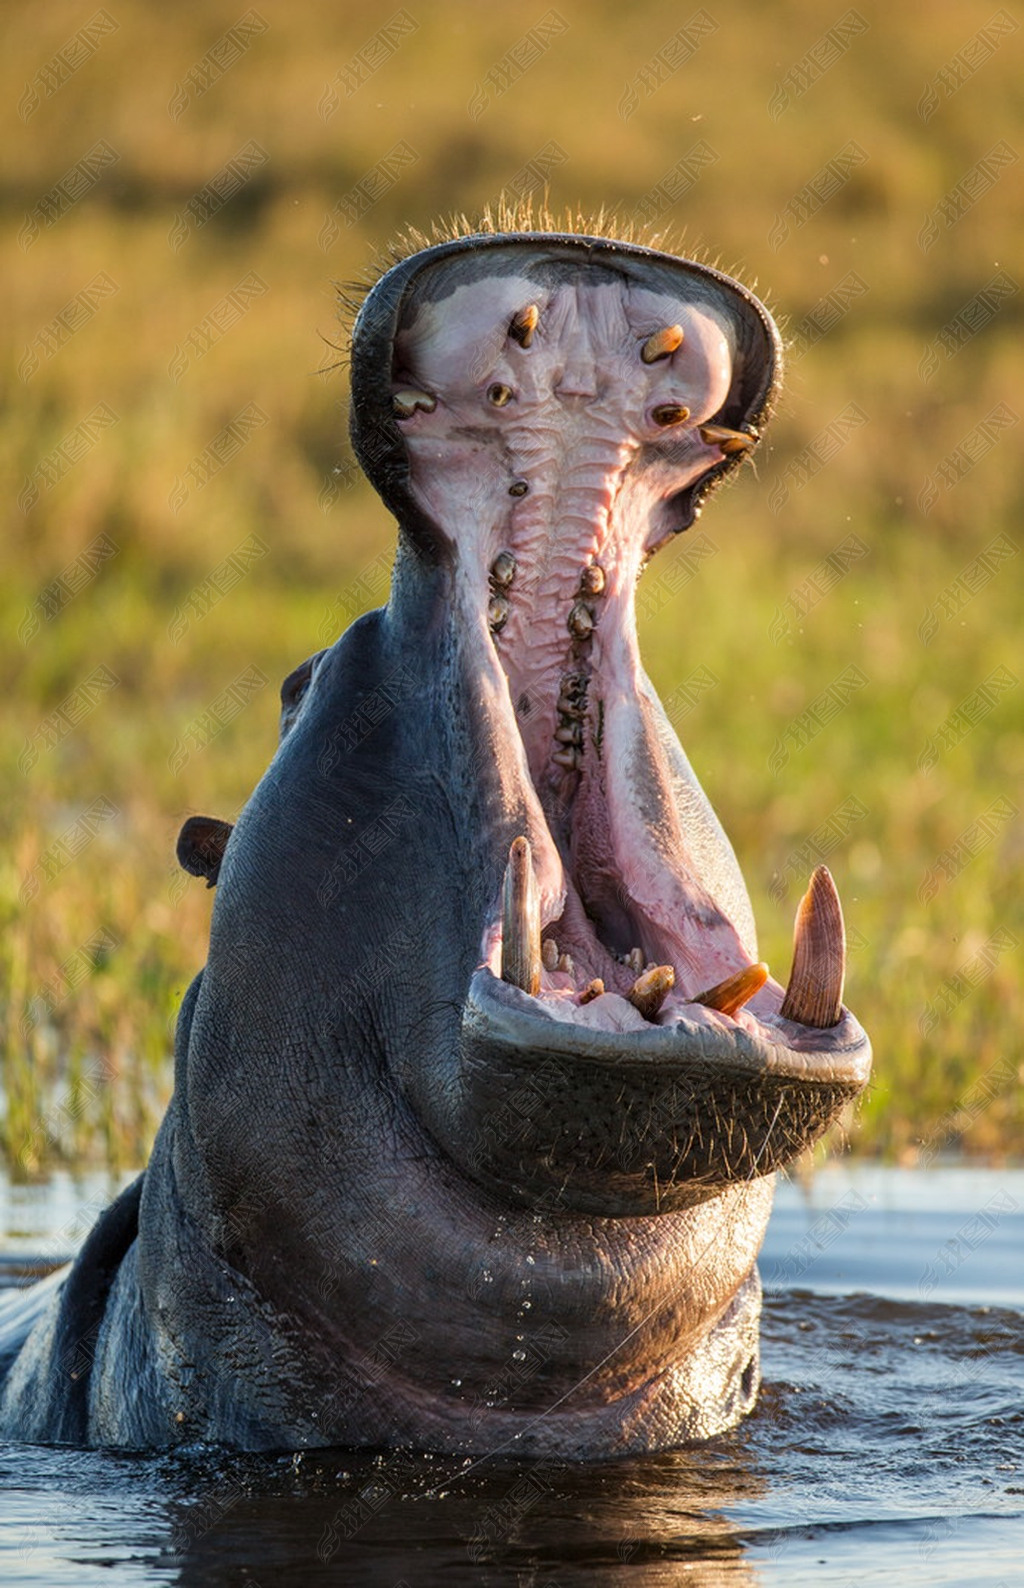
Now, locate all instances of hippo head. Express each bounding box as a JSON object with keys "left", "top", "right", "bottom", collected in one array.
[
  {"left": 159, "top": 225, "right": 870, "bottom": 1456},
  {"left": 336, "top": 228, "right": 869, "bottom": 1207}
]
